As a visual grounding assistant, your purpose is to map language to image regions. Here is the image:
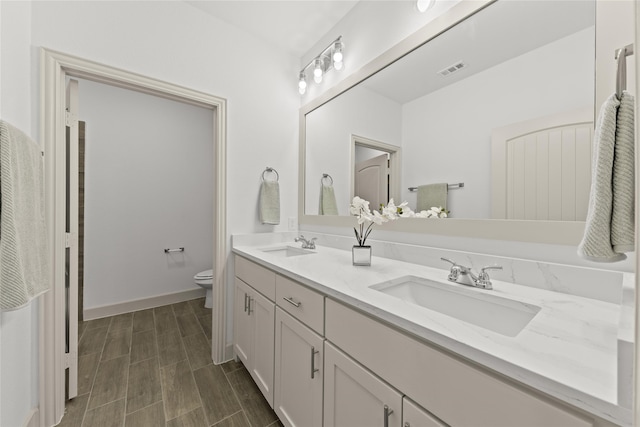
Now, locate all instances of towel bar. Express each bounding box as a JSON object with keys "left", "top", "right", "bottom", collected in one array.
[
  {"left": 164, "top": 247, "right": 185, "bottom": 253},
  {"left": 262, "top": 167, "right": 279, "bottom": 182},
  {"left": 408, "top": 183, "right": 464, "bottom": 192},
  {"left": 615, "top": 44, "right": 634, "bottom": 99}
]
